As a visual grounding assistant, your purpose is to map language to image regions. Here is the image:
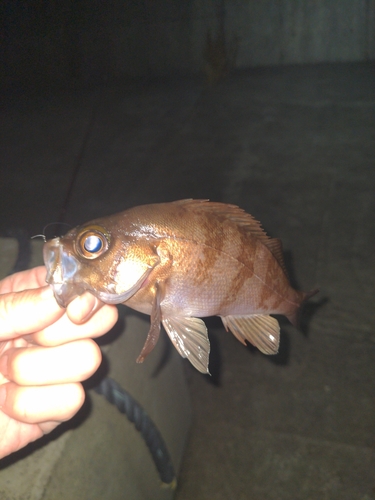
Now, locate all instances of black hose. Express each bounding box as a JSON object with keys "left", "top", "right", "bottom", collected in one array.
[{"left": 94, "top": 377, "right": 176, "bottom": 486}]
